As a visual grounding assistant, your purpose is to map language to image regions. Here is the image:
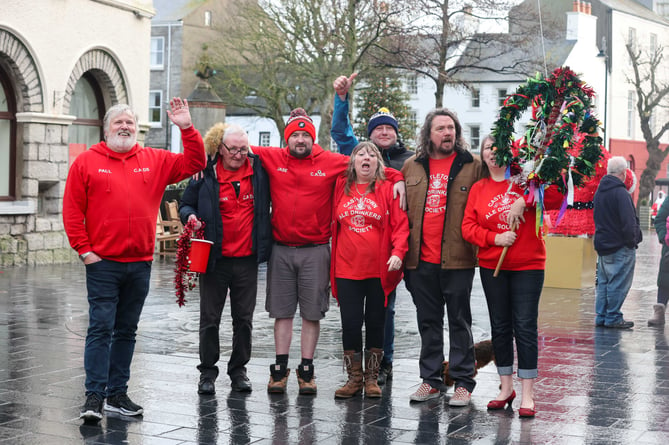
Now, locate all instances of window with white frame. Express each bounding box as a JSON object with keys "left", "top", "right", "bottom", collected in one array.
[
  {"left": 149, "top": 91, "right": 162, "bottom": 126},
  {"left": 204, "top": 11, "right": 212, "bottom": 27},
  {"left": 407, "top": 109, "right": 417, "bottom": 131},
  {"left": 405, "top": 75, "right": 418, "bottom": 95},
  {"left": 471, "top": 88, "right": 480, "bottom": 108},
  {"left": 150, "top": 36, "right": 164, "bottom": 70},
  {"left": 469, "top": 125, "right": 480, "bottom": 151},
  {"left": 627, "top": 90, "right": 635, "bottom": 138},
  {"left": 497, "top": 89, "right": 507, "bottom": 107},
  {"left": 650, "top": 33, "right": 657, "bottom": 56},
  {"left": 628, "top": 27, "right": 637, "bottom": 48},
  {"left": 259, "top": 132, "right": 270, "bottom": 146}
]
